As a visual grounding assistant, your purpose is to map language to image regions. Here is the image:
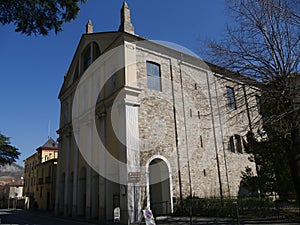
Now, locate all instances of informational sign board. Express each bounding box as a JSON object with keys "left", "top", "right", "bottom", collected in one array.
[
  {"left": 128, "top": 172, "right": 141, "bottom": 183},
  {"left": 9, "top": 186, "right": 23, "bottom": 198},
  {"left": 143, "top": 208, "right": 156, "bottom": 225}
]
